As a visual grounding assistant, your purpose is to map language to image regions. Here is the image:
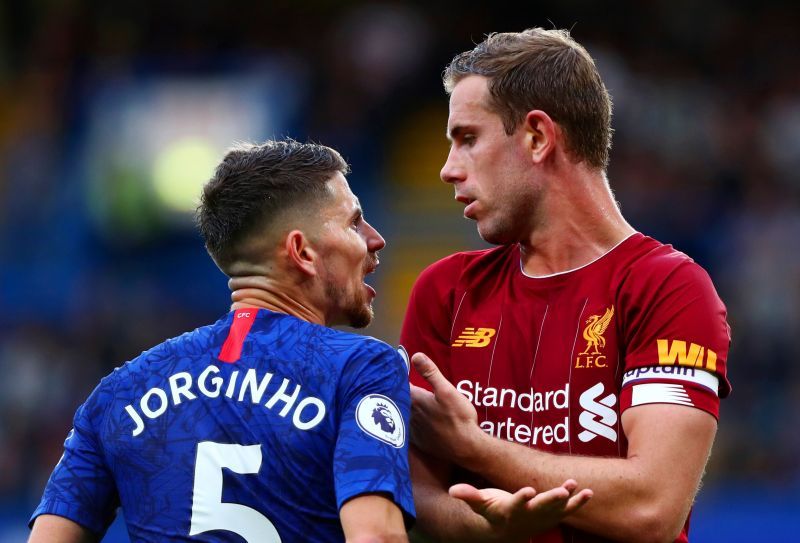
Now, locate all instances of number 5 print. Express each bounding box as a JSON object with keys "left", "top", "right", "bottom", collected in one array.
[{"left": 190, "top": 442, "right": 282, "bottom": 541}]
